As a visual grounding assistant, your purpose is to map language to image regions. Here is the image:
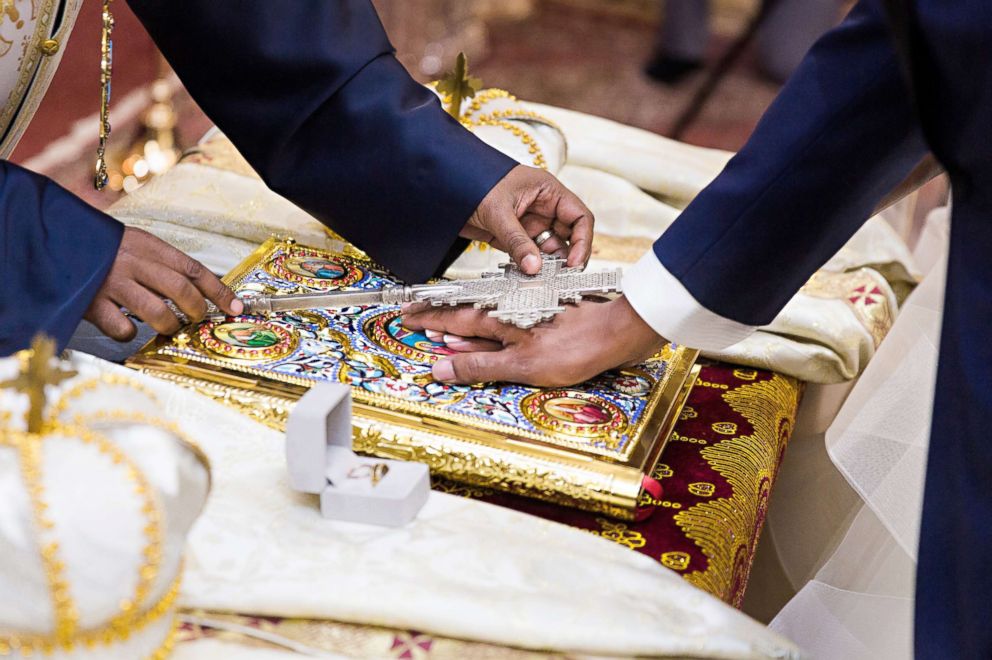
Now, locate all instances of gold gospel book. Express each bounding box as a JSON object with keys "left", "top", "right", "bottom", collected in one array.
[{"left": 128, "top": 238, "right": 698, "bottom": 519}]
